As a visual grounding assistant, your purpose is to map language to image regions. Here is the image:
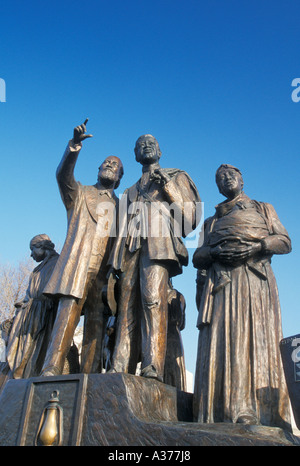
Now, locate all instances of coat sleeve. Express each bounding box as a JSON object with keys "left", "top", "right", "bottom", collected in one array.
[
  {"left": 259, "top": 202, "right": 292, "bottom": 255},
  {"left": 56, "top": 140, "right": 82, "bottom": 210},
  {"left": 192, "top": 216, "right": 215, "bottom": 269},
  {"left": 163, "top": 172, "right": 201, "bottom": 237}
]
